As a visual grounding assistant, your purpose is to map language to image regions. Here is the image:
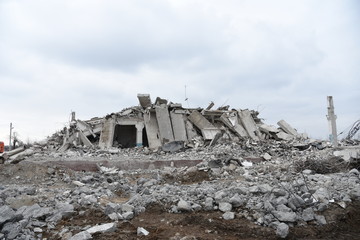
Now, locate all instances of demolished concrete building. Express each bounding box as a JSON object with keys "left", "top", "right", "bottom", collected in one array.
[{"left": 59, "top": 94, "right": 306, "bottom": 151}]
